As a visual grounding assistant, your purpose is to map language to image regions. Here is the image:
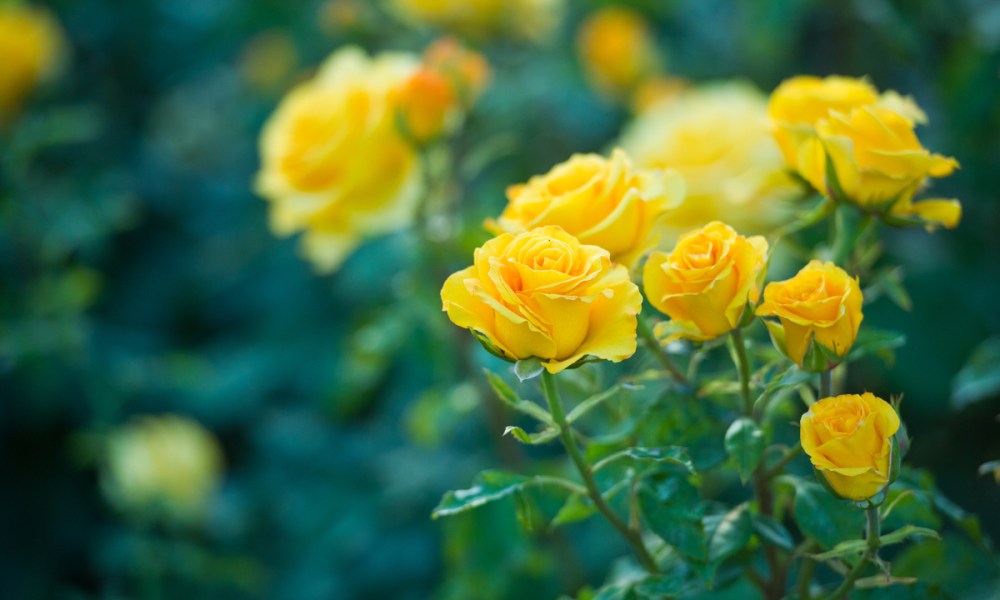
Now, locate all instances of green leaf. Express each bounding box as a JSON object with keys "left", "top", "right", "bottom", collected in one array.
[
  {"left": 865, "top": 267, "right": 913, "bottom": 312},
  {"left": 502, "top": 425, "right": 559, "bottom": 445},
  {"left": 594, "top": 446, "right": 696, "bottom": 474},
  {"left": 845, "top": 328, "right": 906, "bottom": 364},
  {"left": 702, "top": 503, "right": 752, "bottom": 581},
  {"left": 785, "top": 478, "right": 865, "bottom": 549},
  {"left": 432, "top": 470, "right": 530, "bottom": 518},
  {"left": 853, "top": 575, "right": 918, "bottom": 589},
  {"left": 754, "top": 365, "right": 813, "bottom": 412},
  {"left": 978, "top": 460, "right": 1000, "bottom": 481},
  {"left": 566, "top": 384, "right": 628, "bottom": 423},
  {"left": 514, "top": 357, "right": 544, "bottom": 382},
  {"left": 638, "top": 475, "right": 706, "bottom": 560},
  {"left": 724, "top": 417, "right": 765, "bottom": 483},
  {"left": 951, "top": 336, "right": 1000, "bottom": 410},
  {"left": 878, "top": 525, "right": 940, "bottom": 546},
  {"left": 751, "top": 513, "right": 795, "bottom": 551},
  {"left": 698, "top": 380, "right": 742, "bottom": 397},
  {"left": 810, "top": 539, "right": 868, "bottom": 561},
  {"left": 551, "top": 493, "right": 596, "bottom": 526},
  {"left": 484, "top": 369, "right": 554, "bottom": 424}
]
